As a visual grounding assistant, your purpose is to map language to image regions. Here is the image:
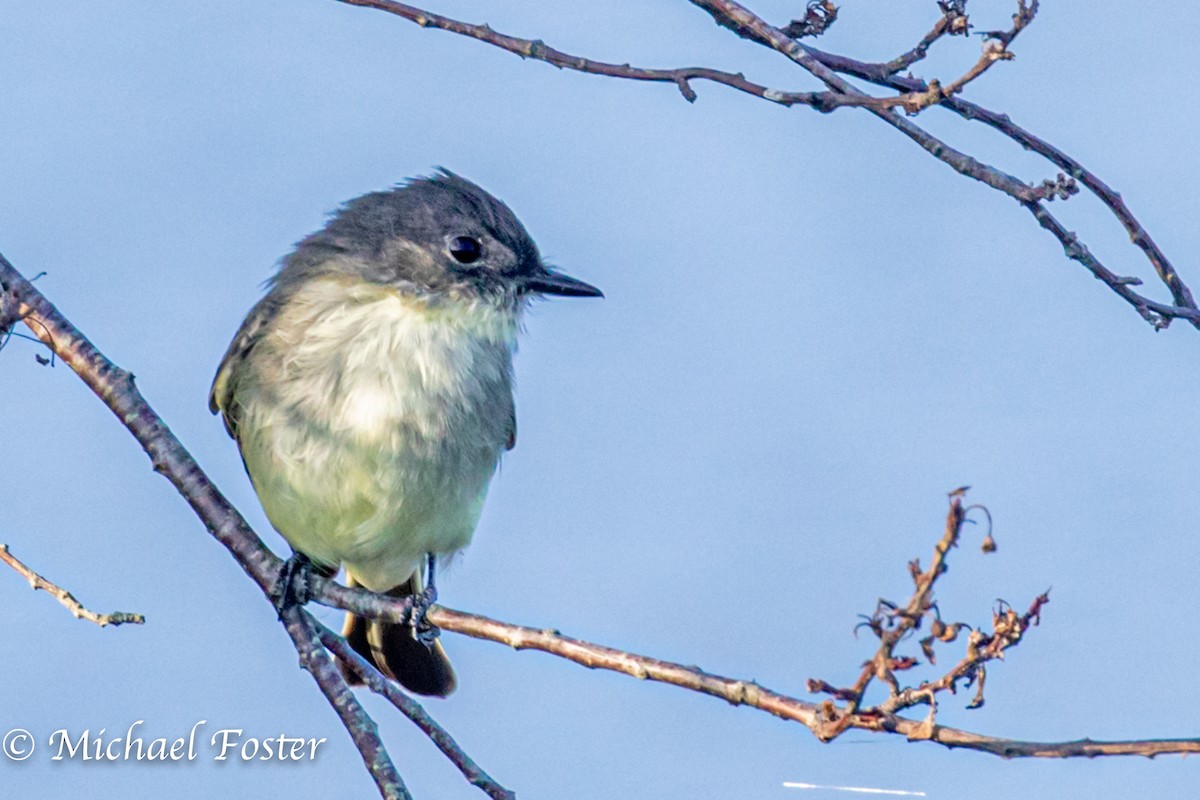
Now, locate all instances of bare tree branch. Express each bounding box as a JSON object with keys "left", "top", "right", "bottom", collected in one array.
[
  {"left": 427, "top": 606, "right": 1200, "bottom": 759},
  {"left": 316, "top": 616, "right": 515, "bottom": 800},
  {"left": 824, "top": 1, "right": 1039, "bottom": 115},
  {"left": 692, "top": 0, "right": 1200, "bottom": 329},
  {"left": 802, "top": 35, "right": 1200, "bottom": 327},
  {"left": 333, "top": 0, "right": 835, "bottom": 108},
  {"left": 328, "top": 0, "right": 1199, "bottom": 330},
  {"left": 804, "top": 492, "right": 1050, "bottom": 741},
  {"left": 0, "top": 543, "right": 145, "bottom": 627},
  {"left": 4, "top": 254, "right": 1199, "bottom": 779},
  {"left": 872, "top": 1, "right": 970, "bottom": 77},
  {"left": 282, "top": 605, "right": 413, "bottom": 800}
]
